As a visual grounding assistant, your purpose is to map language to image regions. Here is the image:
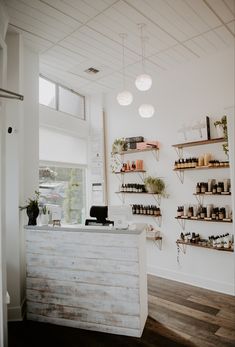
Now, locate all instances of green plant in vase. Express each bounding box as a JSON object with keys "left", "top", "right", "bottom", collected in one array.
[
  {"left": 112, "top": 138, "right": 126, "bottom": 154},
  {"left": 214, "top": 115, "right": 229, "bottom": 156},
  {"left": 144, "top": 176, "right": 166, "bottom": 196},
  {"left": 20, "top": 191, "right": 40, "bottom": 225}
]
